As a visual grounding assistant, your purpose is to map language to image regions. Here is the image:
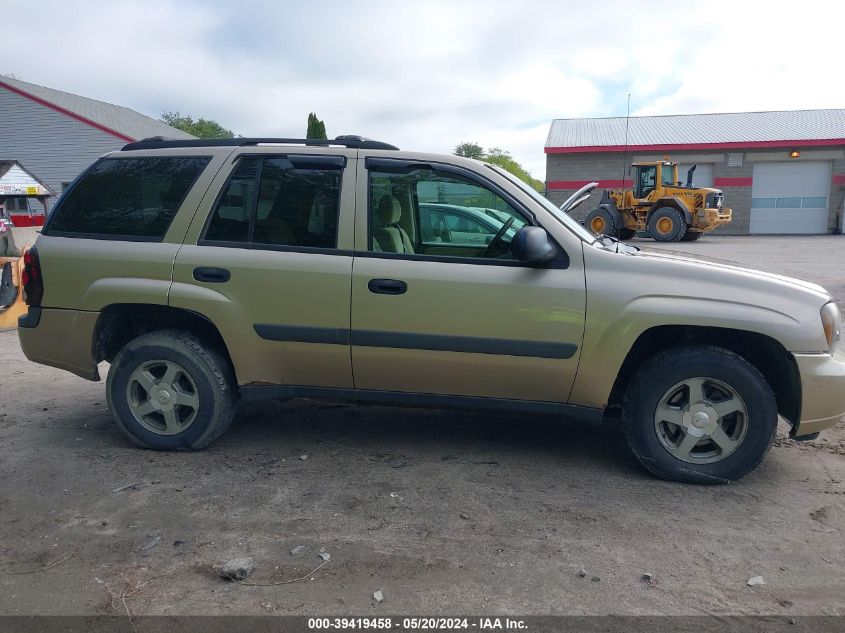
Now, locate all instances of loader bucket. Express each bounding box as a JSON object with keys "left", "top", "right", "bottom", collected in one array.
[{"left": 0, "top": 253, "right": 28, "bottom": 331}]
